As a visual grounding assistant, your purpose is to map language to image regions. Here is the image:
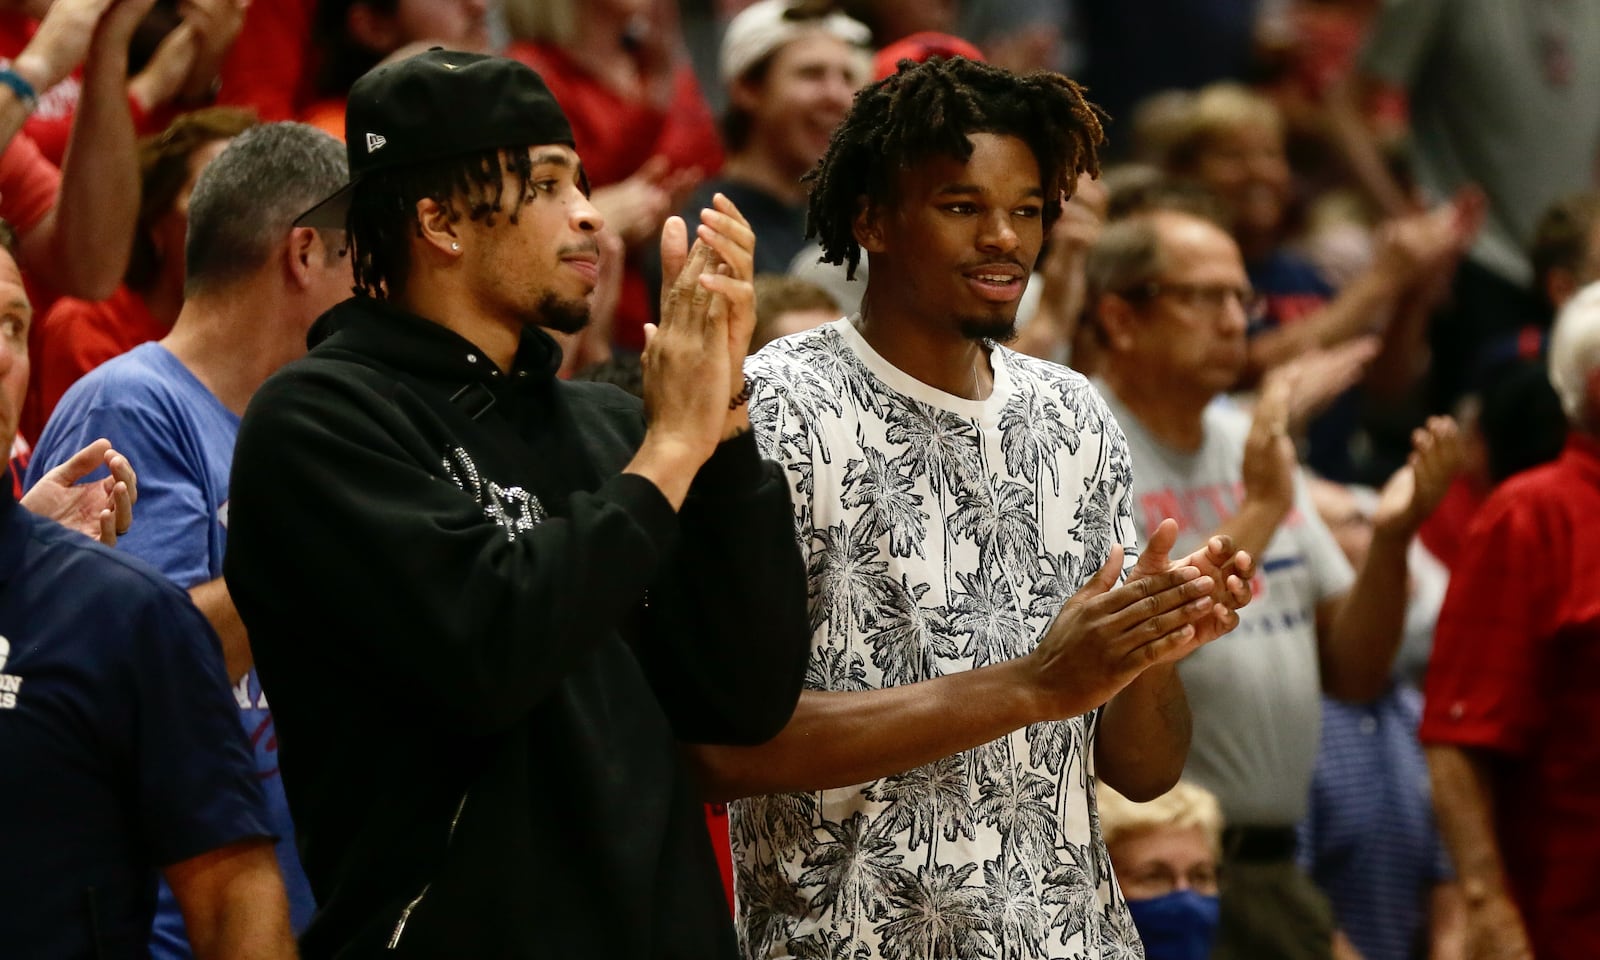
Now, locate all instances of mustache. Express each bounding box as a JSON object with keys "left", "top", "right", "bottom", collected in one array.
[{"left": 557, "top": 241, "right": 601, "bottom": 259}]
